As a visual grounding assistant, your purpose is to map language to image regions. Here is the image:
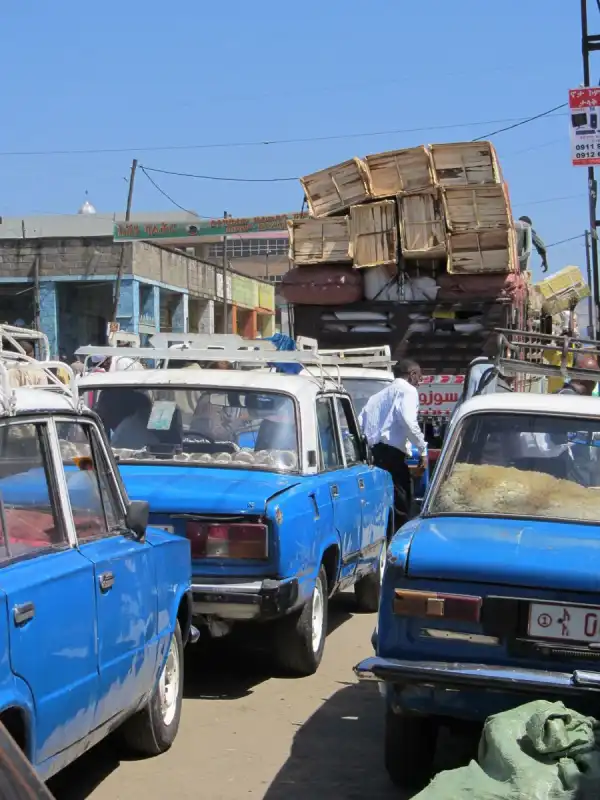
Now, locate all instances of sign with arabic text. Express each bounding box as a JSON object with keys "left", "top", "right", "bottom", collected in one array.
[
  {"left": 570, "top": 87, "right": 600, "bottom": 166},
  {"left": 114, "top": 212, "right": 307, "bottom": 242}
]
